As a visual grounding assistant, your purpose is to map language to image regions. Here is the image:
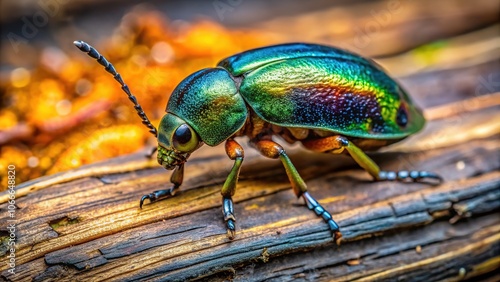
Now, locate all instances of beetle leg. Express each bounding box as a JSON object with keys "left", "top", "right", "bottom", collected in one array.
[
  {"left": 302, "top": 135, "right": 442, "bottom": 183},
  {"left": 221, "top": 139, "right": 244, "bottom": 240},
  {"left": 251, "top": 139, "right": 341, "bottom": 242},
  {"left": 139, "top": 163, "right": 184, "bottom": 208}
]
